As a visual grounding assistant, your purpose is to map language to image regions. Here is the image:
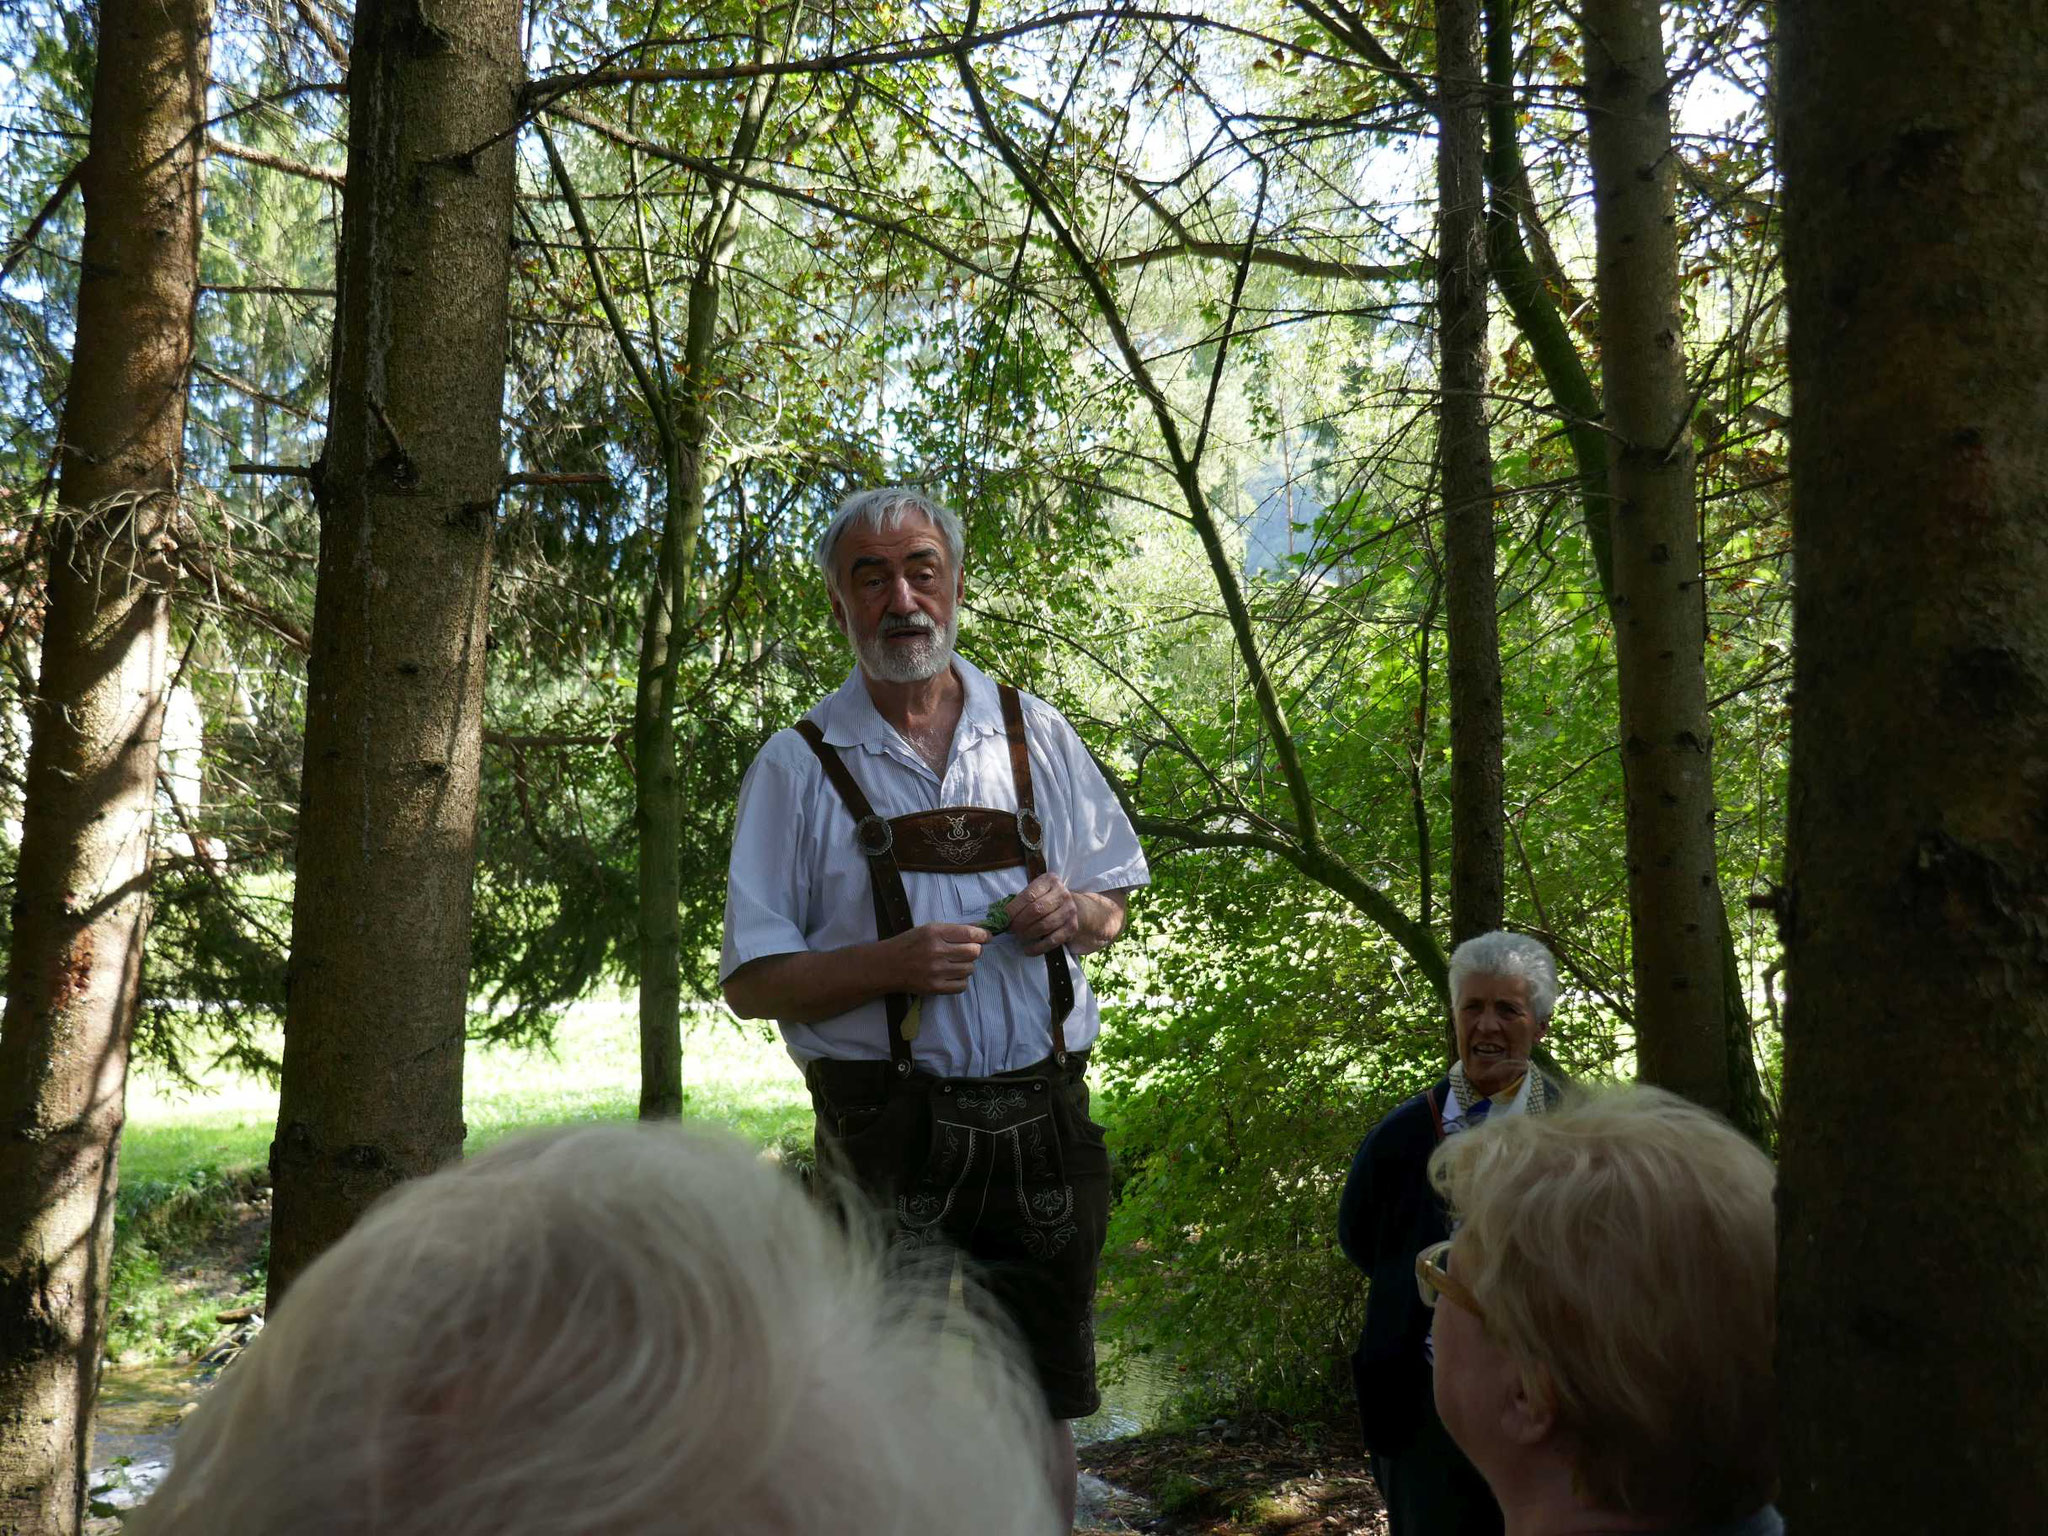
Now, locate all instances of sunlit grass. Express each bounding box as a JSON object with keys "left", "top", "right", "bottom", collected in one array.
[
  {"left": 109, "top": 998, "right": 812, "bottom": 1363},
  {"left": 121, "top": 995, "right": 813, "bottom": 1181}
]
